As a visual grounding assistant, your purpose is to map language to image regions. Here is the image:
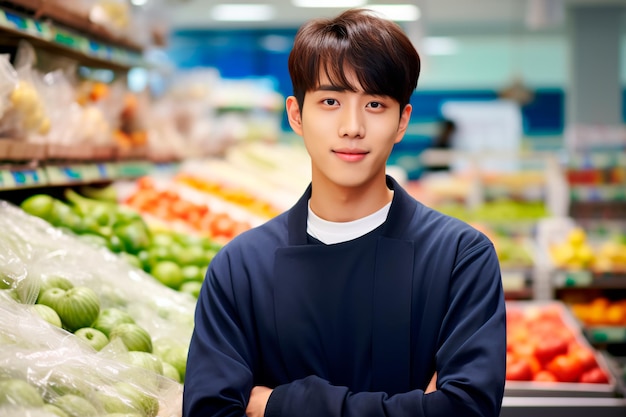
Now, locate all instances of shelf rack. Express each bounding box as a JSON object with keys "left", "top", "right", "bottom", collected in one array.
[{"left": 0, "top": 1, "right": 144, "bottom": 71}]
